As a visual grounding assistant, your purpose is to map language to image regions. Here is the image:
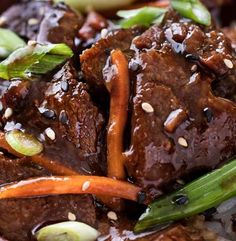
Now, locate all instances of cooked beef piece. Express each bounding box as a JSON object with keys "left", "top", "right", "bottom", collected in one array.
[
  {"left": 0, "top": 155, "right": 96, "bottom": 241},
  {"left": 81, "top": 10, "right": 236, "bottom": 198},
  {"left": 78, "top": 11, "right": 109, "bottom": 49},
  {"left": 125, "top": 12, "right": 236, "bottom": 198},
  {"left": 0, "top": 1, "right": 83, "bottom": 49},
  {"left": 0, "top": 1, "right": 51, "bottom": 40},
  {"left": 37, "top": 2, "right": 83, "bottom": 49},
  {"left": 80, "top": 27, "right": 144, "bottom": 94},
  {"left": 1, "top": 61, "right": 105, "bottom": 175}
]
